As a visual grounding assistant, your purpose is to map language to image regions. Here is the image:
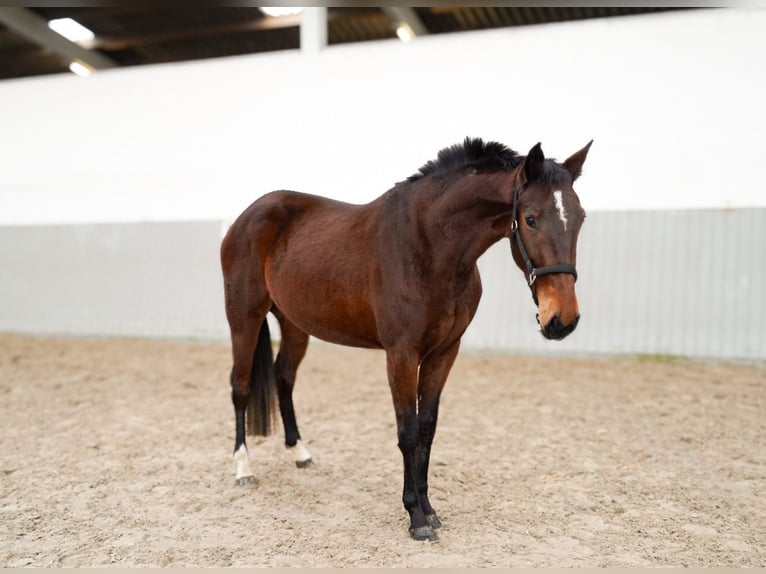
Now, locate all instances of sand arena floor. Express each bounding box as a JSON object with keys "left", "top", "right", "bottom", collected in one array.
[{"left": 0, "top": 333, "right": 764, "bottom": 567}]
